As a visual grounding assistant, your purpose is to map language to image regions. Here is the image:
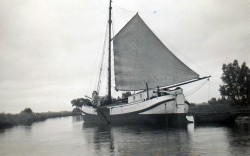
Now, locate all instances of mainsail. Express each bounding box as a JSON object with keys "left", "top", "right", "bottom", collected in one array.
[{"left": 113, "top": 13, "right": 199, "bottom": 91}]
